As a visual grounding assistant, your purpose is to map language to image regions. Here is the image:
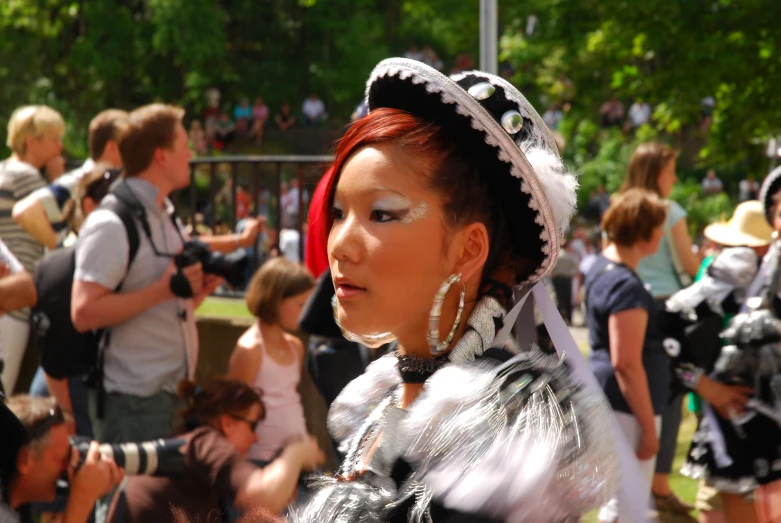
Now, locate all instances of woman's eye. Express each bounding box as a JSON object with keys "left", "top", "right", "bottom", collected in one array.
[
  {"left": 370, "top": 210, "right": 396, "bottom": 223},
  {"left": 331, "top": 207, "right": 344, "bottom": 220}
]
